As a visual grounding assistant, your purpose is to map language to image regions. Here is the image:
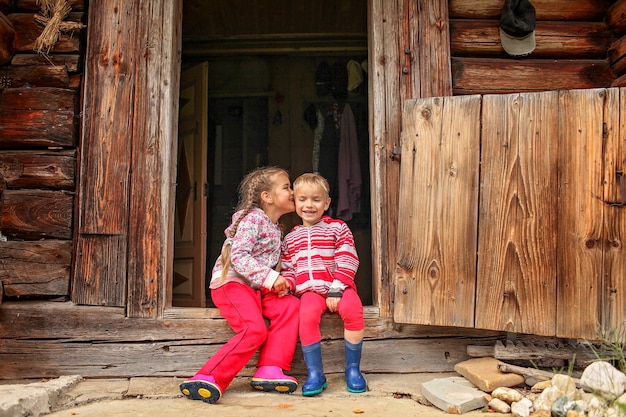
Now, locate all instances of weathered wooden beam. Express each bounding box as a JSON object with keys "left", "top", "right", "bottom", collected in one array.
[
  {"left": 612, "top": 71, "right": 626, "bottom": 87},
  {"left": 0, "top": 240, "right": 71, "bottom": 297},
  {"left": 497, "top": 363, "right": 582, "bottom": 386},
  {"left": 73, "top": 235, "right": 127, "bottom": 307},
  {"left": 11, "top": 53, "right": 80, "bottom": 73},
  {"left": 0, "top": 302, "right": 503, "bottom": 379},
  {"left": 0, "top": 11, "right": 14, "bottom": 64},
  {"left": 609, "top": 35, "right": 626, "bottom": 77},
  {"left": 607, "top": 0, "right": 626, "bottom": 36},
  {"left": 451, "top": 58, "right": 615, "bottom": 95},
  {"left": 0, "top": 189, "right": 73, "bottom": 239},
  {"left": 15, "top": 0, "right": 85, "bottom": 12},
  {"left": 0, "top": 64, "right": 69, "bottom": 88},
  {"left": 0, "top": 87, "right": 77, "bottom": 148},
  {"left": 450, "top": 20, "right": 612, "bottom": 59},
  {"left": 449, "top": 0, "right": 609, "bottom": 21},
  {"left": 8, "top": 12, "right": 83, "bottom": 53},
  {"left": 467, "top": 340, "right": 613, "bottom": 366},
  {"left": 0, "top": 150, "right": 76, "bottom": 190}
]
